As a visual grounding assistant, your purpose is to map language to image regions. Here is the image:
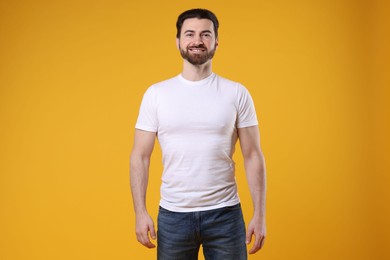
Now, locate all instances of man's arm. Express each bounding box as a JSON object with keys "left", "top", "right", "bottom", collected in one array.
[
  {"left": 238, "top": 125, "right": 267, "bottom": 254},
  {"left": 130, "top": 129, "right": 157, "bottom": 248}
]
